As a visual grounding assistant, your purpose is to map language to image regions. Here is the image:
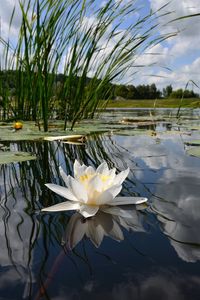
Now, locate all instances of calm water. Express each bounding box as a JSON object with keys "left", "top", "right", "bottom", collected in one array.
[{"left": 0, "top": 108, "right": 200, "bottom": 300}]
